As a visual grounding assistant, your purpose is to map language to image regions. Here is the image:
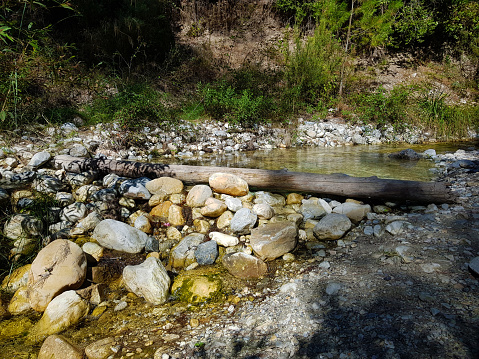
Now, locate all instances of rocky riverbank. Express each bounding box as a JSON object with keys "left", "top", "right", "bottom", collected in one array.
[
  {"left": 1, "top": 118, "right": 477, "bottom": 165},
  {"left": 0, "top": 121, "right": 478, "bottom": 359}
]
